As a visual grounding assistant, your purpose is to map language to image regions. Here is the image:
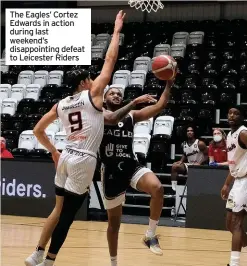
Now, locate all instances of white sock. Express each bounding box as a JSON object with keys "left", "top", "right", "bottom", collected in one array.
[
  {"left": 230, "top": 251, "right": 241, "bottom": 266},
  {"left": 111, "top": 256, "right": 117, "bottom": 266},
  {"left": 172, "top": 181, "right": 177, "bottom": 191},
  {"left": 146, "top": 218, "right": 158, "bottom": 238}
]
